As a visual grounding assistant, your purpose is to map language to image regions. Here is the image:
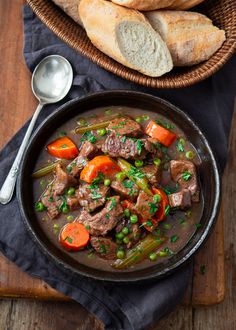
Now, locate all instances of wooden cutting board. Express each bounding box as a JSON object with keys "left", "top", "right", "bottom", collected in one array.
[{"left": 0, "top": 0, "right": 225, "bottom": 308}]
